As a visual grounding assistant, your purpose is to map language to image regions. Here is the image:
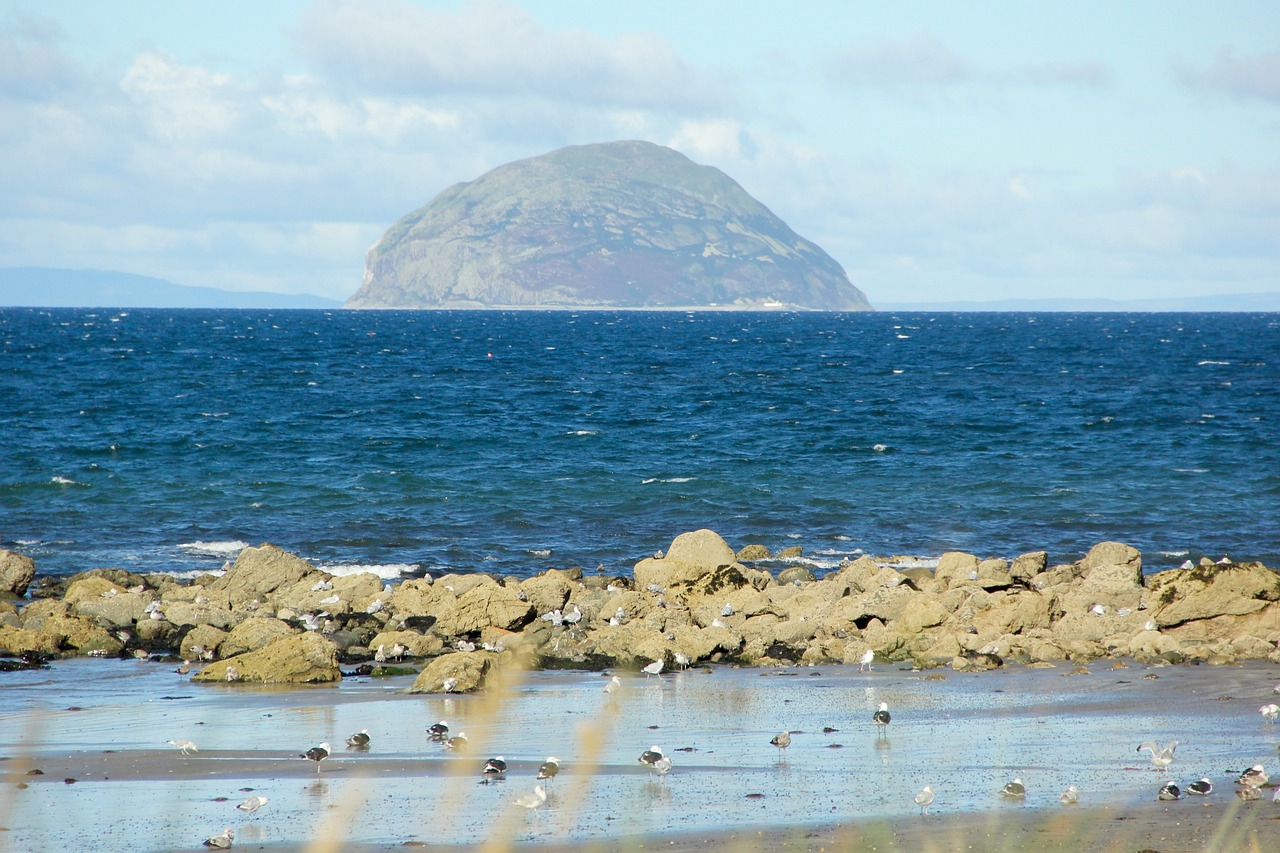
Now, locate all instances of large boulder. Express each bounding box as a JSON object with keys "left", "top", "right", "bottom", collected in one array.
[
  {"left": 0, "top": 550, "right": 35, "bottom": 596},
  {"left": 1147, "top": 562, "right": 1280, "bottom": 628},
  {"left": 408, "top": 651, "right": 496, "bottom": 693},
  {"left": 0, "top": 625, "right": 60, "bottom": 655},
  {"left": 453, "top": 583, "right": 536, "bottom": 634},
  {"left": 220, "top": 617, "right": 297, "bottom": 657},
  {"left": 519, "top": 570, "right": 574, "bottom": 615},
  {"left": 193, "top": 632, "right": 341, "bottom": 684},
  {"left": 209, "top": 544, "right": 316, "bottom": 607},
  {"left": 635, "top": 530, "right": 738, "bottom": 589}
]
